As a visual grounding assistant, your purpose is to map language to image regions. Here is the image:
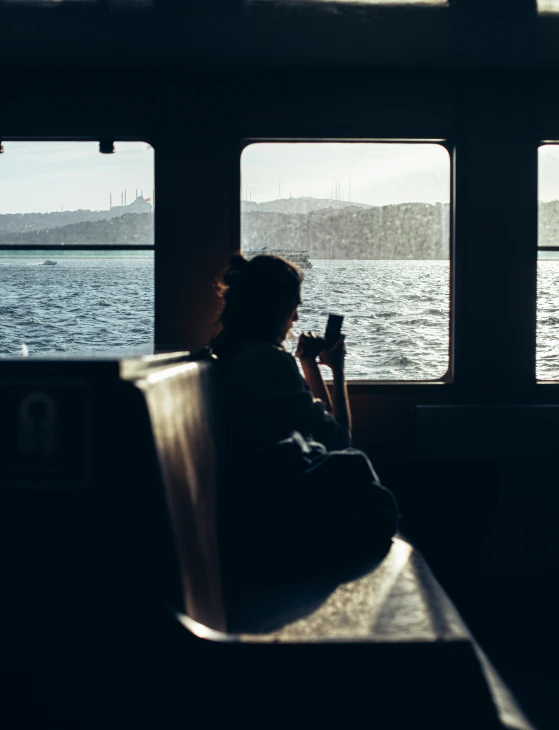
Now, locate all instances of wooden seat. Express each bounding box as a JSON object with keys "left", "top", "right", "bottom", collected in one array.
[
  {"left": 131, "top": 351, "right": 227, "bottom": 631},
  {"left": 130, "top": 351, "right": 535, "bottom": 730}
]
